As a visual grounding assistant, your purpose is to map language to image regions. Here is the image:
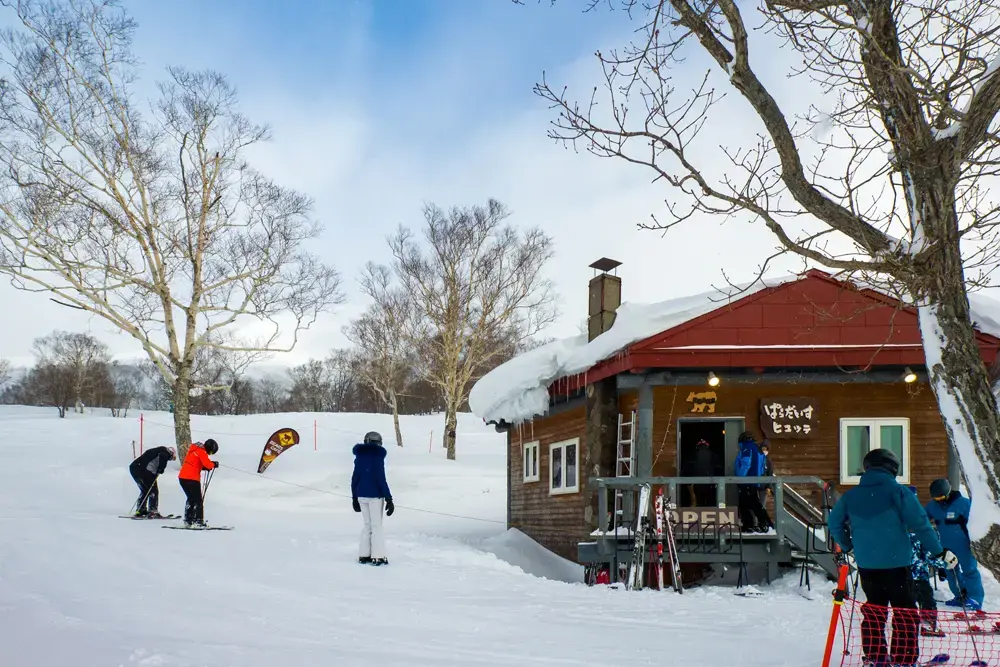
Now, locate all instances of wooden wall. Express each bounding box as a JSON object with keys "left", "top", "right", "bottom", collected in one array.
[
  {"left": 619, "top": 379, "right": 949, "bottom": 504},
  {"left": 508, "top": 404, "right": 589, "bottom": 561}
]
